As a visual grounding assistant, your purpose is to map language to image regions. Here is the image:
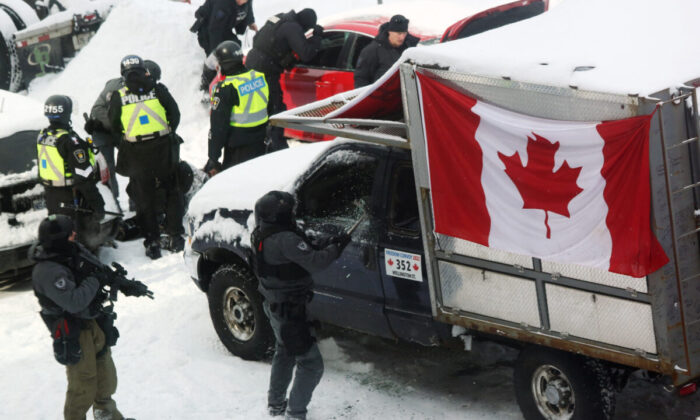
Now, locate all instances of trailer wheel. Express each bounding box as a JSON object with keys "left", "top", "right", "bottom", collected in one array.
[
  {"left": 0, "top": 34, "right": 11, "bottom": 90},
  {"left": 208, "top": 263, "right": 274, "bottom": 360},
  {"left": 513, "top": 346, "right": 616, "bottom": 420}
]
